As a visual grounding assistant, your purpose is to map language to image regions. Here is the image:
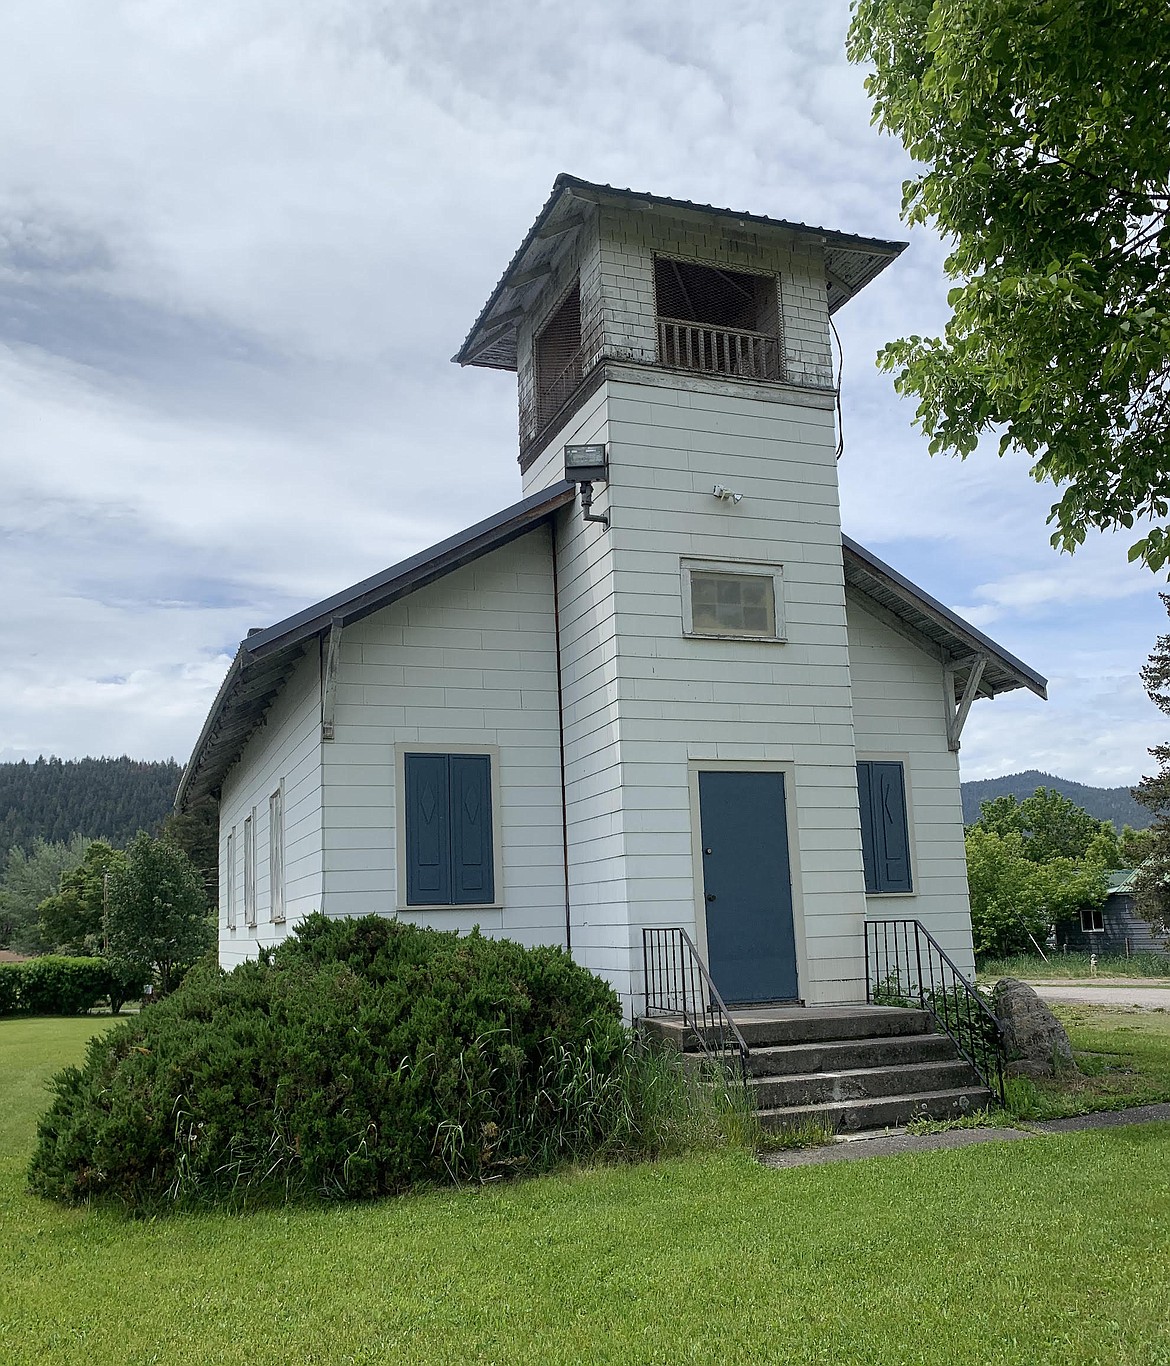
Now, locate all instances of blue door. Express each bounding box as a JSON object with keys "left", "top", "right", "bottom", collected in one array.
[{"left": 699, "top": 770, "right": 798, "bottom": 1004}]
